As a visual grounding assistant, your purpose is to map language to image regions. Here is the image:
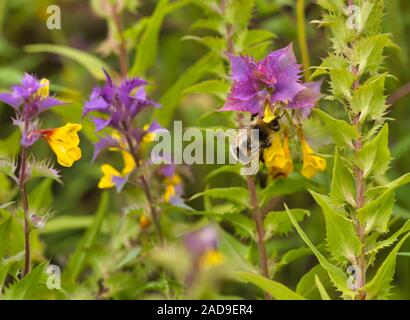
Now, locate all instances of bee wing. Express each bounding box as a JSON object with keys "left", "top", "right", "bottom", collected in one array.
[{"left": 228, "top": 126, "right": 263, "bottom": 165}]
